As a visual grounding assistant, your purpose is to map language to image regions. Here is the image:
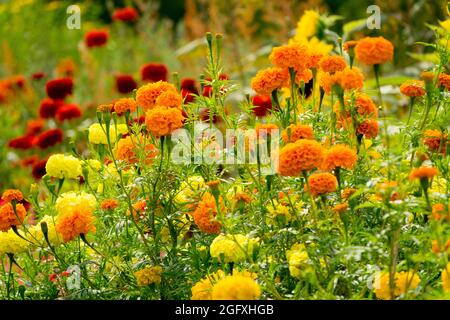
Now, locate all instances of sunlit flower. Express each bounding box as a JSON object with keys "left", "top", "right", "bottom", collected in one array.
[
  {"left": 210, "top": 234, "right": 258, "bottom": 263},
  {"left": 135, "top": 266, "right": 163, "bottom": 286},
  {"left": 45, "top": 154, "right": 82, "bottom": 179},
  {"left": 211, "top": 274, "right": 260, "bottom": 300},
  {"left": 355, "top": 37, "right": 394, "bottom": 65},
  {"left": 278, "top": 139, "right": 324, "bottom": 176}
]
